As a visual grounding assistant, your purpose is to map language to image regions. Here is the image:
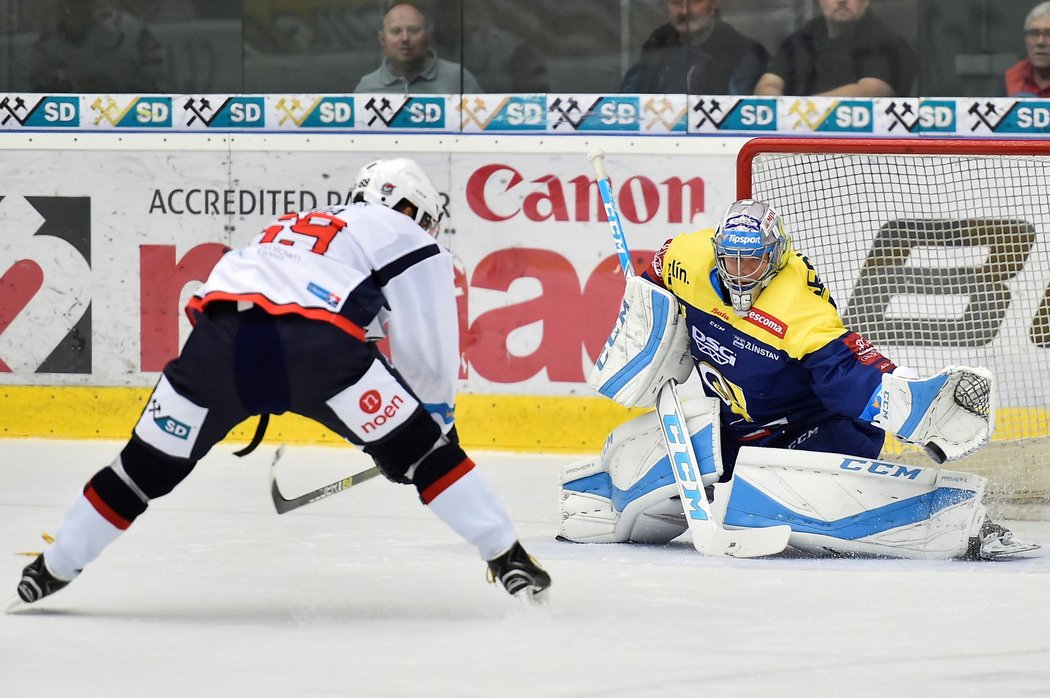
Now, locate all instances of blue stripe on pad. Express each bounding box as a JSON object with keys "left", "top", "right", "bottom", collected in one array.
[
  {"left": 598, "top": 289, "right": 670, "bottom": 398},
  {"left": 562, "top": 424, "right": 715, "bottom": 512},
  {"left": 723, "top": 477, "right": 976, "bottom": 538}
]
